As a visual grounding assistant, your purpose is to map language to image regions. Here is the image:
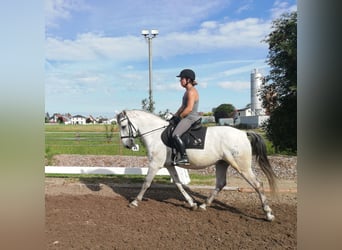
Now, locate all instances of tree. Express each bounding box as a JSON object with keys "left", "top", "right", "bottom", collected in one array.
[
  {"left": 158, "top": 109, "right": 170, "bottom": 119},
  {"left": 45, "top": 112, "right": 50, "bottom": 123},
  {"left": 212, "top": 103, "right": 236, "bottom": 123},
  {"left": 260, "top": 11, "right": 297, "bottom": 153},
  {"left": 141, "top": 98, "right": 155, "bottom": 113}
]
